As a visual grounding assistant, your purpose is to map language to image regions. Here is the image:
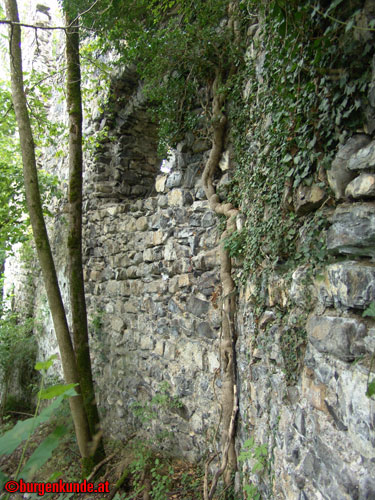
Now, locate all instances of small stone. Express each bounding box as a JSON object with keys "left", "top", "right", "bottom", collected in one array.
[
  {"left": 348, "top": 139, "right": 375, "bottom": 171},
  {"left": 157, "top": 195, "right": 168, "bottom": 208},
  {"left": 318, "top": 261, "right": 375, "bottom": 309},
  {"left": 294, "top": 183, "right": 326, "bottom": 215},
  {"left": 290, "top": 265, "right": 316, "bottom": 306},
  {"left": 111, "top": 316, "right": 125, "bottom": 333},
  {"left": 327, "top": 202, "right": 375, "bottom": 258},
  {"left": 306, "top": 315, "right": 366, "bottom": 361},
  {"left": 187, "top": 296, "right": 210, "bottom": 318},
  {"left": 166, "top": 171, "right": 183, "bottom": 188},
  {"left": 143, "top": 247, "right": 163, "bottom": 262},
  {"left": 201, "top": 211, "right": 216, "bottom": 227},
  {"left": 136, "top": 216, "right": 148, "bottom": 231},
  {"left": 327, "top": 135, "right": 371, "bottom": 199},
  {"left": 164, "top": 240, "right": 177, "bottom": 261},
  {"left": 259, "top": 311, "right": 276, "bottom": 330},
  {"left": 345, "top": 173, "right": 375, "bottom": 198},
  {"left": 301, "top": 367, "right": 328, "bottom": 413},
  {"left": 152, "top": 230, "right": 164, "bottom": 246},
  {"left": 168, "top": 189, "right": 184, "bottom": 206},
  {"left": 197, "top": 322, "right": 215, "bottom": 339},
  {"left": 155, "top": 175, "right": 167, "bottom": 193},
  {"left": 178, "top": 274, "right": 191, "bottom": 287}
]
